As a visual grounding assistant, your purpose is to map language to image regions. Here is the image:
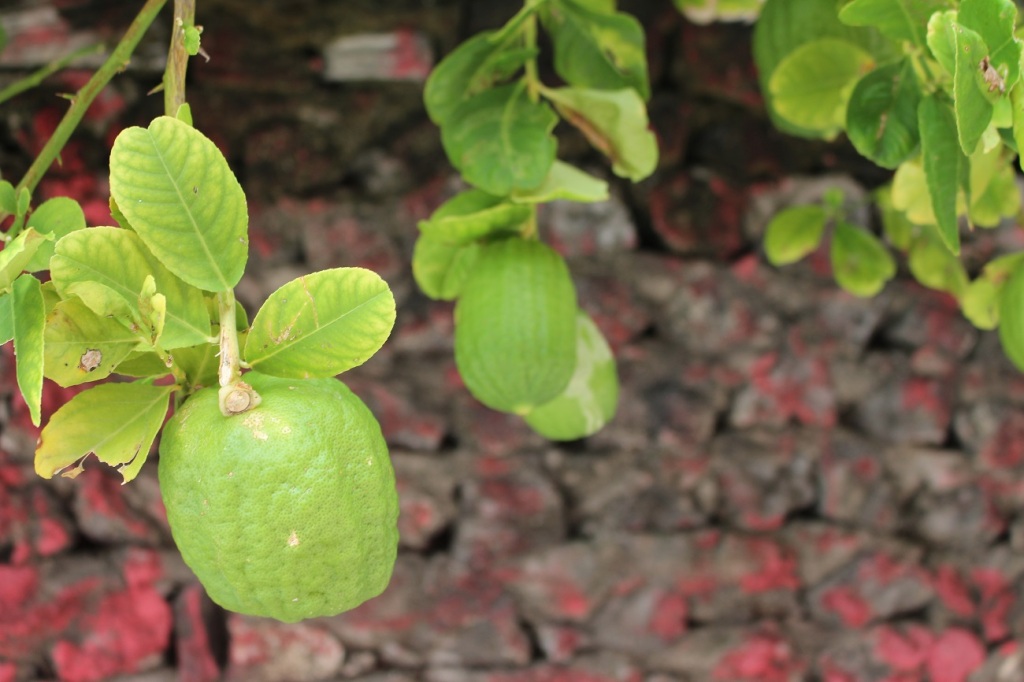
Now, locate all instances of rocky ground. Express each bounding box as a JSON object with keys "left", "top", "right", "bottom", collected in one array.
[{"left": 3, "top": 1, "right": 1024, "bottom": 681}]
